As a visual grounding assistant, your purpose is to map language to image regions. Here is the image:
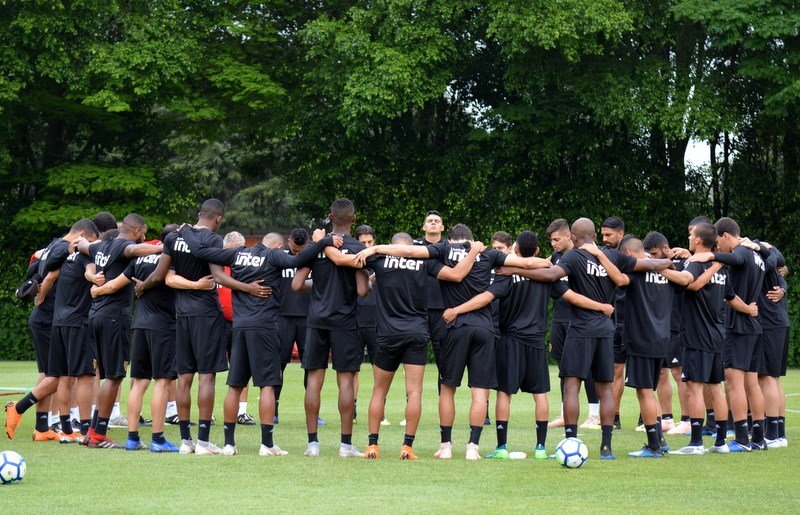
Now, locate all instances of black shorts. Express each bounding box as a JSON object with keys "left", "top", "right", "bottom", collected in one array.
[
  {"left": 48, "top": 325, "right": 95, "bottom": 377},
  {"left": 681, "top": 347, "right": 724, "bottom": 384},
  {"left": 440, "top": 325, "right": 497, "bottom": 389},
  {"left": 613, "top": 325, "right": 627, "bottom": 364},
  {"left": 664, "top": 332, "right": 683, "bottom": 368},
  {"left": 131, "top": 328, "right": 177, "bottom": 380},
  {"left": 625, "top": 355, "right": 662, "bottom": 390},
  {"left": 759, "top": 327, "right": 788, "bottom": 378},
  {"left": 302, "top": 327, "right": 361, "bottom": 372},
  {"left": 175, "top": 315, "right": 228, "bottom": 375},
  {"left": 559, "top": 334, "right": 614, "bottom": 383},
  {"left": 228, "top": 328, "right": 282, "bottom": 388},
  {"left": 29, "top": 321, "right": 51, "bottom": 374},
  {"left": 780, "top": 327, "right": 790, "bottom": 377},
  {"left": 427, "top": 309, "right": 445, "bottom": 369},
  {"left": 372, "top": 333, "right": 428, "bottom": 372},
  {"left": 89, "top": 316, "right": 131, "bottom": 380},
  {"left": 496, "top": 335, "right": 550, "bottom": 394},
  {"left": 279, "top": 316, "right": 307, "bottom": 365},
  {"left": 723, "top": 332, "right": 761, "bottom": 372},
  {"left": 550, "top": 321, "right": 568, "bottom": 362},
  {"left": 358, "top": 327, "right": 377, "bottom": 362}
]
